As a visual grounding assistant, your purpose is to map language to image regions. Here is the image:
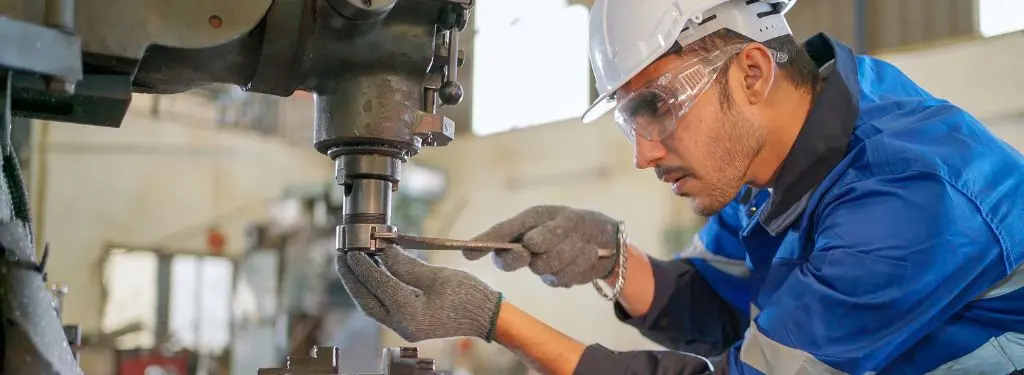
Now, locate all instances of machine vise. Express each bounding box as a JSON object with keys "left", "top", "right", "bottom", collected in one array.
[{"left": 259, "top": 346, "right": 443, "bottom": 375}]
